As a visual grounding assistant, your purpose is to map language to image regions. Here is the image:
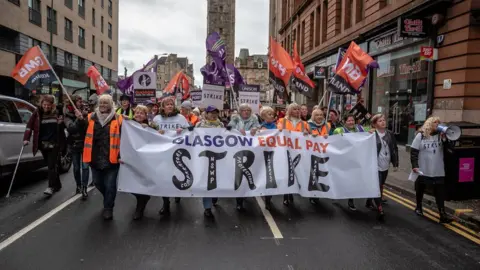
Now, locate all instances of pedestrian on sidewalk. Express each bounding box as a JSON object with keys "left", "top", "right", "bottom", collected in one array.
[
  {"left": 153, "top": 97, "right": 189, "bottom": 216},
  {"left": 308, "top": 108, "right": 330, "bottom": 206},
  {"left": 365, "top": 114, "right": 399, "bottom": 221},
  {"left": 83, "top": 94, "right": 123, "bottom": 220},
  {"left": 259, "top": 106, "right": 278, "bottom": 211},
  {"left": 333, "top": 114, "right": 368, "bottom": 211},
  {"left": 228, "top": 103, "right": 261, "bottom": 211},
  {"left": 130, "top": 105, "right": 155, "bottom": 220},
  {"left": 64, "top": 95, "right": 89, "bottom": 199},
  {"left": 23, "top": 95, "right": 66, "bottom": 197},
  {"left": 410, "top": 116, "right": 452, "bottom": 223},
  {"left": 277, "top": 103, "right": 310, "bottom": 206},
  {"left": 194, "top": 105, "right": 225, "bottom": 218}
]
